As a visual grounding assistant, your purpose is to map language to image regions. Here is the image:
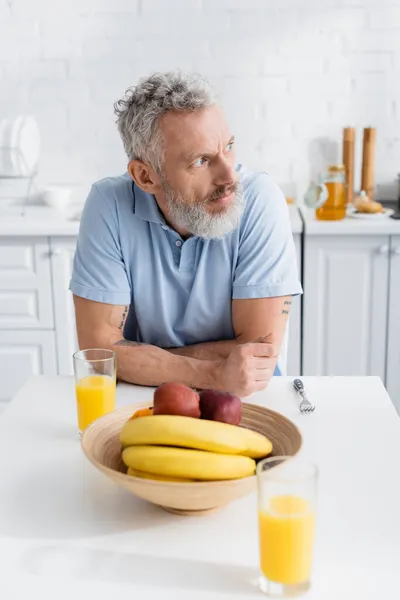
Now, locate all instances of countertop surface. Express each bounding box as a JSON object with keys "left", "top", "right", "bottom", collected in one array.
[
  {"left": 300, "top": 206, "right": 400, "bottom": 235},
  {"left": 0, "top": 206, "right": 81, "bottom": 236},
  {"left": 287, "top": 204, "right": 302, "bottom": 234},
  {"left": 3, "top": 202, "right": 400, "bottom": 238},
  {"left": 0, "top": 204, "right": 303, "bottom": 237},
  {"left": 0, "top": 375, "right": 399, "bottom": 599}
]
